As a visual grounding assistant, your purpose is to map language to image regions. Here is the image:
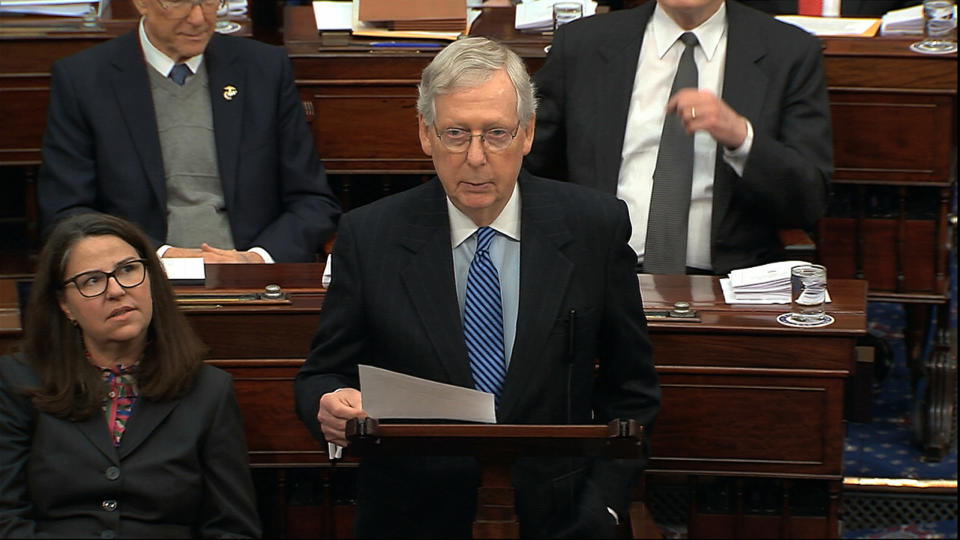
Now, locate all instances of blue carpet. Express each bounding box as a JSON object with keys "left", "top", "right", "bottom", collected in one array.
[
  {"left": 843, "top": 520, "right": 959, "bottom": 539},
  {"left": 843, "top": 301, "right": 958, "bottom": 481},
  {"left": 841, "top": 185, "right": 957, "bottom": 539}
]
